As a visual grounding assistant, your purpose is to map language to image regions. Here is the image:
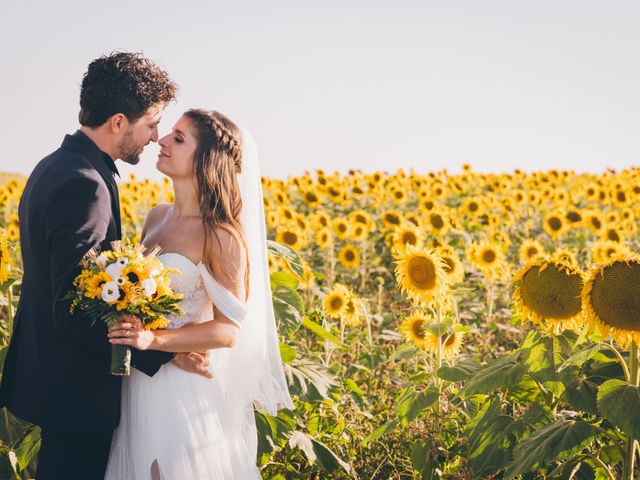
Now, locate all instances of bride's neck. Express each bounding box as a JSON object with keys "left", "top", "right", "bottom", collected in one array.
[{"left": 171, "top": 178, "right": 200, "bottom": 218}]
